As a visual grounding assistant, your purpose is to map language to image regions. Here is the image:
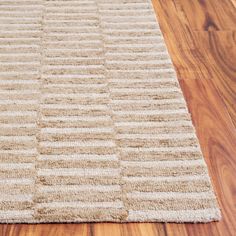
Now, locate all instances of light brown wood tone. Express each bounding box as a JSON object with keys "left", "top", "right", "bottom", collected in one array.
[{"left": 0, "top": 0, "right": 235, "bottom": 235}]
